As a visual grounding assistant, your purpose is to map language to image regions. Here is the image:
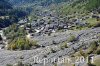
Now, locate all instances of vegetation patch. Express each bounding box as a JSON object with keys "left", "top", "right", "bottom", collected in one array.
[
  {"left": 94, "top": 44, "right": 100, "bottom": 55},
  {"left": 93, "top": 58, "right": 100, "bottom": 66},
  {"left": 60, "top": 41, "right": 68, "bottom": 50},
  {"left": 85, "top": 18, "right": 100, "bottom": 28},
  {"left": 67, "top": 35, "right": 76, "bottom": 42},
  {"left": 3, "top": 24, "right": 40, "bottom": 50},
  {"left": 7, "top": 37, "right": 39, "bottom": 50},
  {"left": 6, "top": 61, "right": 32, "bottom": 66},
  {"left": 86, "top": 41, "right": 98, "bottom": 54},
  {"left": 3, "top": 24, "right": 27, "bottom": 40}
]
